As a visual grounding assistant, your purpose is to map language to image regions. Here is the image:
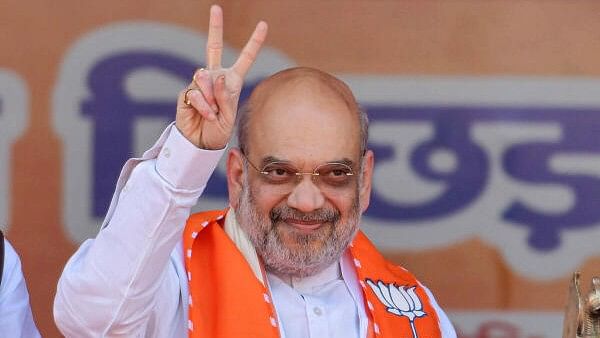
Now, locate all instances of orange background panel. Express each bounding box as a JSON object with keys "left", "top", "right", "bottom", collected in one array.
[{"left": 2, "top": 1, "right": 599, "bottom": 336}]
